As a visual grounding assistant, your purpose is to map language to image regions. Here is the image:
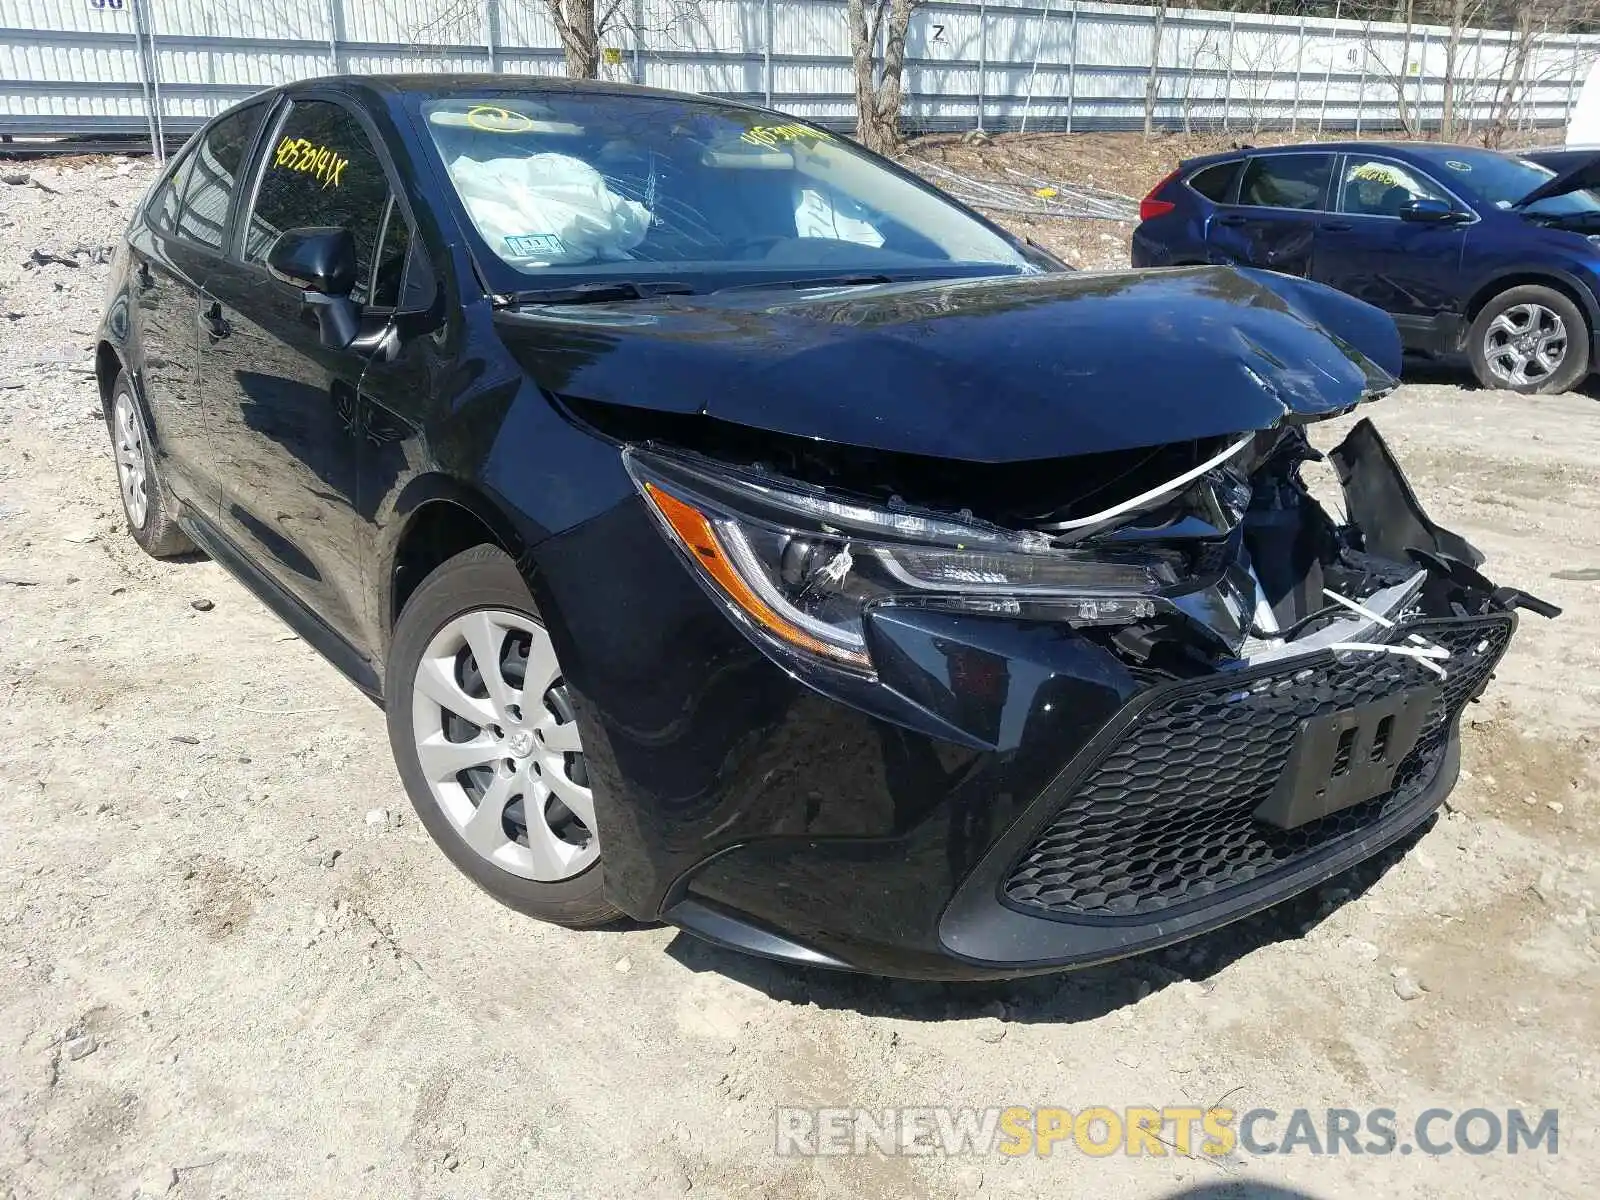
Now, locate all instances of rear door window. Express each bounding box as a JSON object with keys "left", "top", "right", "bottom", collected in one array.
[
  {"left": 1239, "top": 155, "right": 1334, "bottom": 211},
  {"left": 1187, "top": 161, "right": 1240, "bottom": 203},
  {"left": 173, "top": 103, "right": 264, "bottom": 252},
  {"left": 146, "top": 146, "right": 198, "bottom": 237},
  {"left": 245, "top": 99, "right": 391, "bottom": 302}
]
